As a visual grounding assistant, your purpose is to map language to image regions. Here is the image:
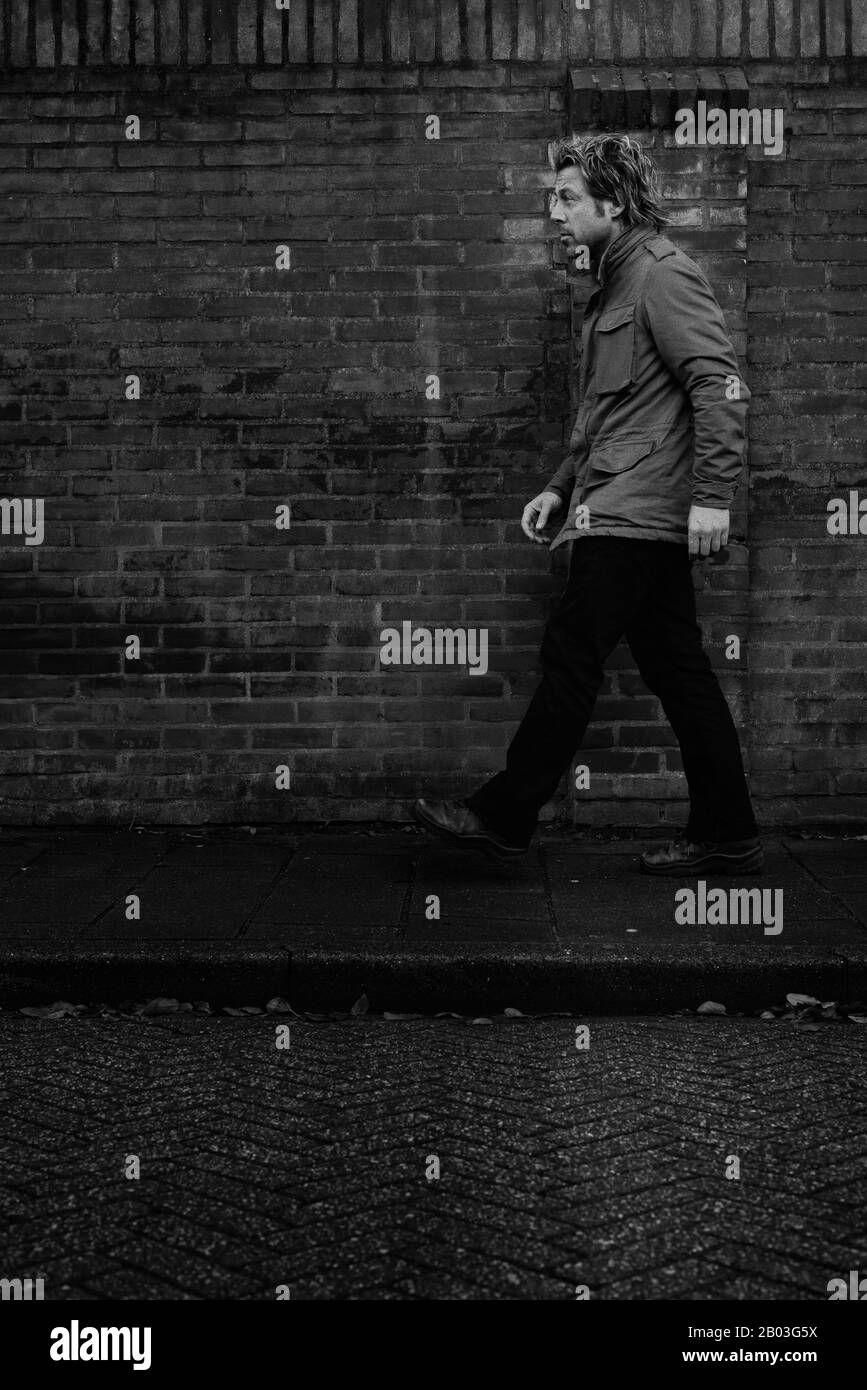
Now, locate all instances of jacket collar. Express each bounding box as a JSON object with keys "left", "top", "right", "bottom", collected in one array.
[{"left": 596, "top": 223, "right": 657, "bottom": 289}]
